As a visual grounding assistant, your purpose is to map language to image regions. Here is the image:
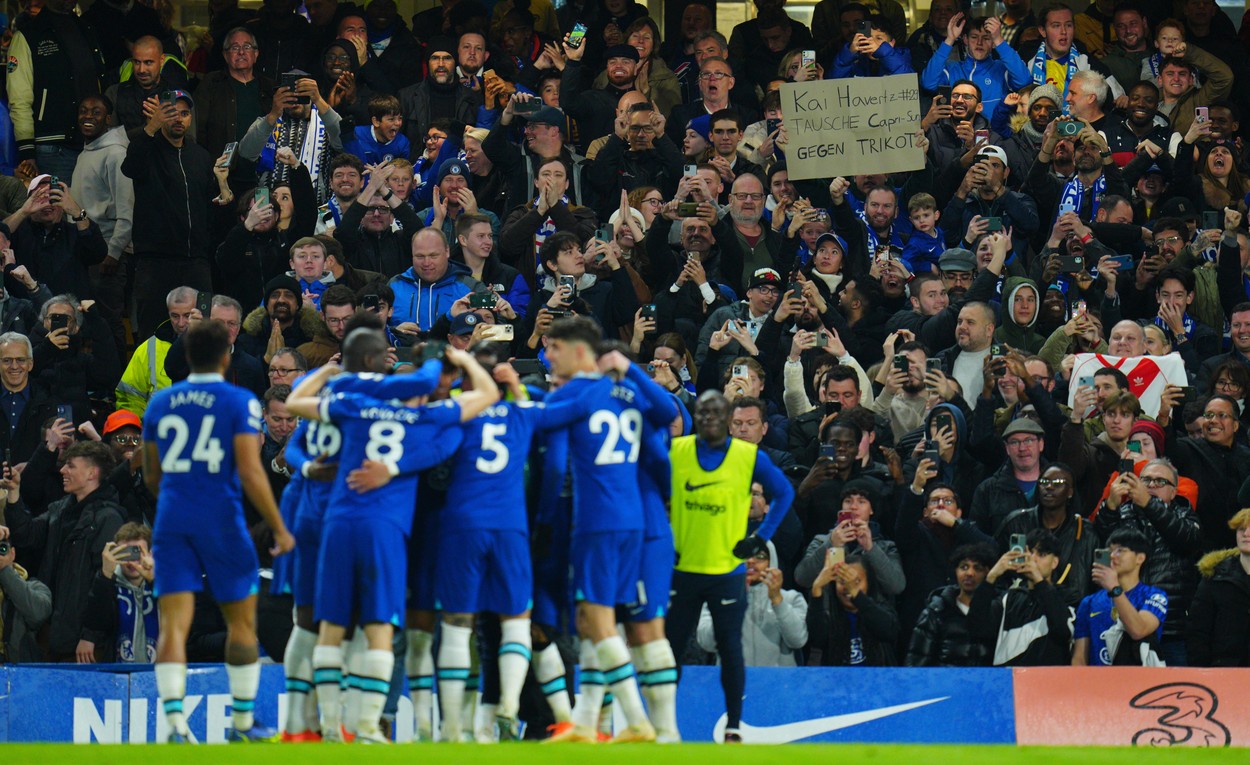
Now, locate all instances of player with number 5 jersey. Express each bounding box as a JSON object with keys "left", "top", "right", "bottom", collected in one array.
[{"left": 143, "top": 319, "right": 295, "bottom": 743}]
